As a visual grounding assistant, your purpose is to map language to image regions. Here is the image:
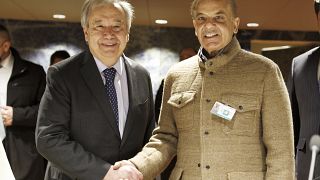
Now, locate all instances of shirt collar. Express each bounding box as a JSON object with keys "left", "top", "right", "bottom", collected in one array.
[
  {"left": 198, "top": 35, "right": 237, "bottom": 63},
  {"left": 94, "top": 56, "right": 124, "bottom": 76},
  {"left": 198, "top": 47, "right": 210, "bottom": 62},
  {"left": 0, "top": 52, "right": 14, "bottom": 69}
]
